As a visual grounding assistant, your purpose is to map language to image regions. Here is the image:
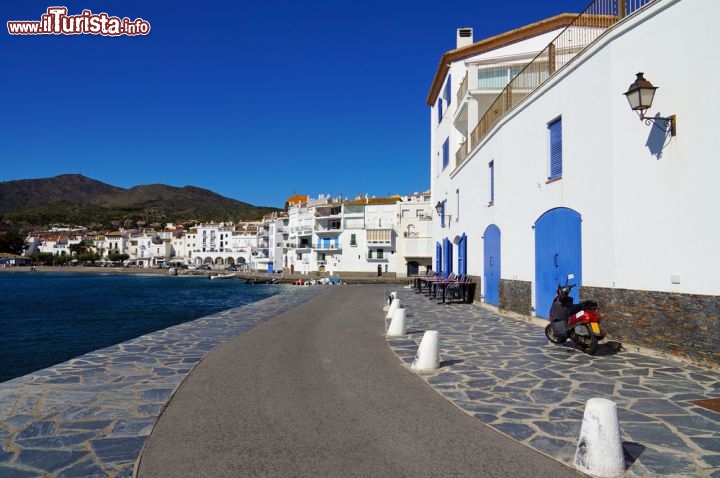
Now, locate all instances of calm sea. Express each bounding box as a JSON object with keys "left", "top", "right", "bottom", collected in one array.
[{"left": 0, "top": 272, "right": 282, "bottom": 383}]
